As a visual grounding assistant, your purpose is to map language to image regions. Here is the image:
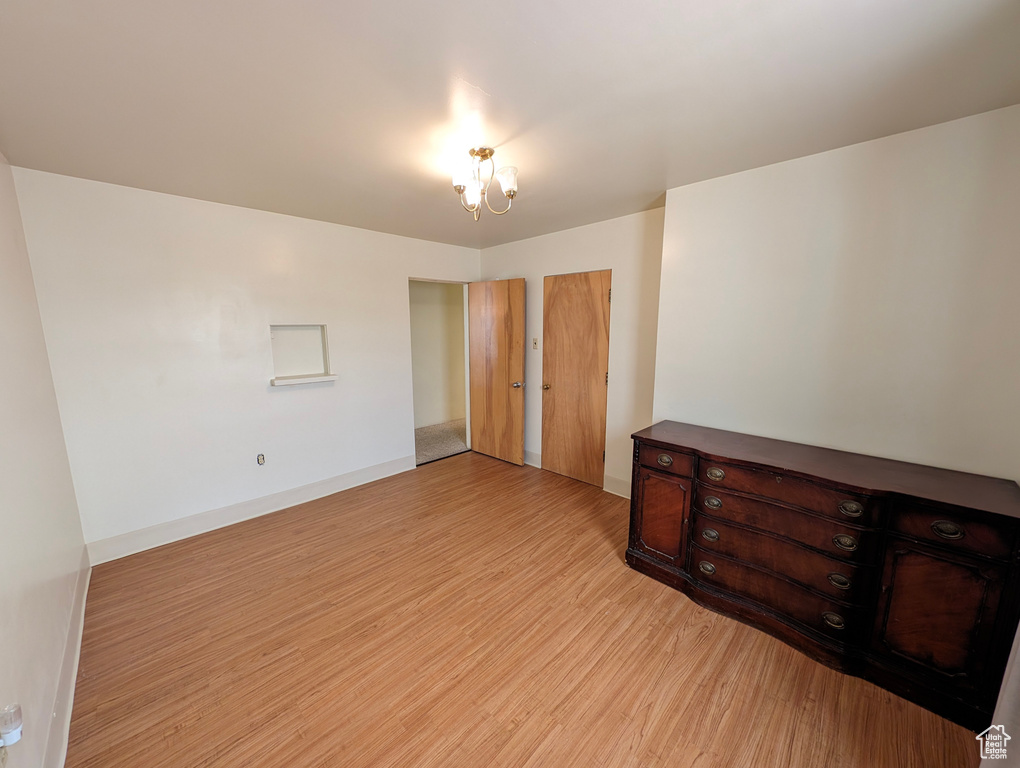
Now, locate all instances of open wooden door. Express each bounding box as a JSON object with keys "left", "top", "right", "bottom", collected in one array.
[
  {"left": 468, "top": 279, "right": 526, "bottom": 465},
  {"left": 541, "top": 270, "right": 611, "bottom": 486}
]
